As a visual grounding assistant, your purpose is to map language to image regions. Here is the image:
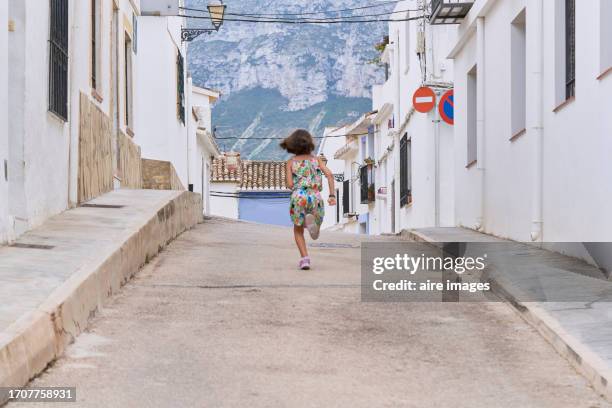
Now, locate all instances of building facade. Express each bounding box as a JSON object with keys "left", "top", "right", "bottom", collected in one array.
[
  {"left": 317, "top": 126, "right": 349, "bottom": 231},
  {"left": 450, "top": 0, "right": 612, "bottom": 244},
  {"left": 191, "top": 85, "right": 221, "bottom": 215},
  {"left": 327, "top": 0, "right": 456, "bottom": 236},
  {"left": 134, "top": 5, "right": 190, "bottom": 188},
  {"left": 0, "top": 0, "right": 8, "bottom": 243},
  {"left": 0, "top": 0, "right": 216, "bottom": 245},
  {"left": 1, "top": 0, "right": 144, "bottom": 245},
  {"left": 210, "top": 154, "right": 292, "bottom": 226}
]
